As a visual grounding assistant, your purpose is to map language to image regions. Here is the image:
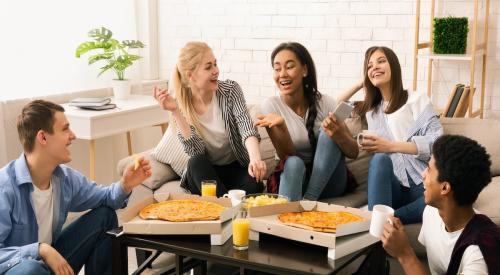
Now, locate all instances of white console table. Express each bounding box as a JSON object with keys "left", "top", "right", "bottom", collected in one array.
[{"left": 61, "top": 95, "right": 168, "bottom": 180}]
